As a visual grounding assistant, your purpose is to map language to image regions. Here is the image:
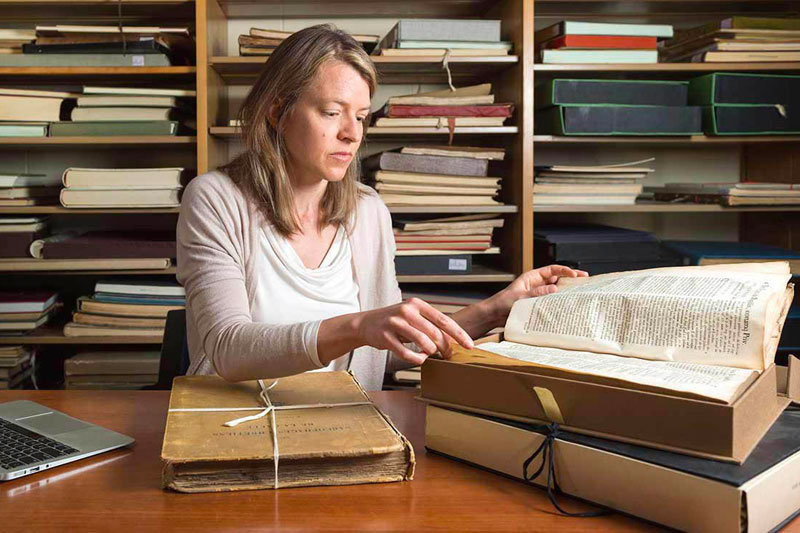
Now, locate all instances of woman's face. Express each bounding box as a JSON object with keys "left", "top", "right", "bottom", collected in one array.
[{"left": 282, "top": 60, "right": 372, "bottom": 186}]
